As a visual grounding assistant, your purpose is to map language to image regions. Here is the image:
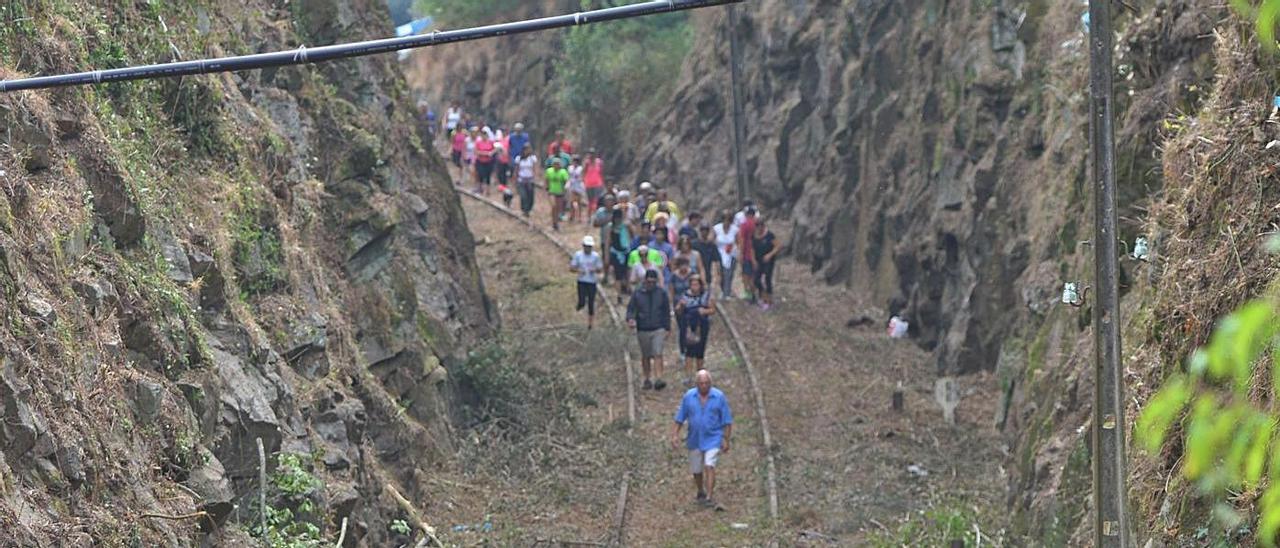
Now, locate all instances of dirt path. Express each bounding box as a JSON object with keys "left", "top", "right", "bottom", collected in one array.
[
  {"left": 720, "top": 261, "right": 1008, "bottom": 543},
  {"left": 451, "top": 189, "right": 776, "bottom": 546},
  {"left": 443, "top": 180, "right": 1007, "bottom": 545}
]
